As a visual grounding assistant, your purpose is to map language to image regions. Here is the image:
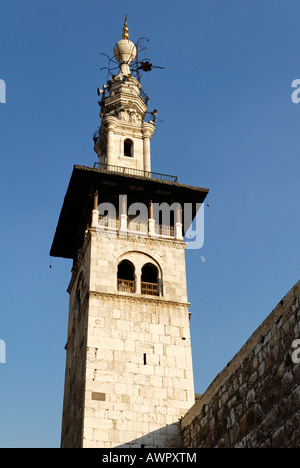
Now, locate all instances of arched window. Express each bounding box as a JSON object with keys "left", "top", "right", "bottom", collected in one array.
[
  {"left": 141, "top": 263, "right": 159, "bottom": 296},
  {"left": 74, "top": 289, "right": 81, "bottom": 320},
  {"left": 117, "top": 260, "right": 135, "bottom": 293},
  {"left": 124, "top": 139, "right": 133, "bottom": 157}
]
